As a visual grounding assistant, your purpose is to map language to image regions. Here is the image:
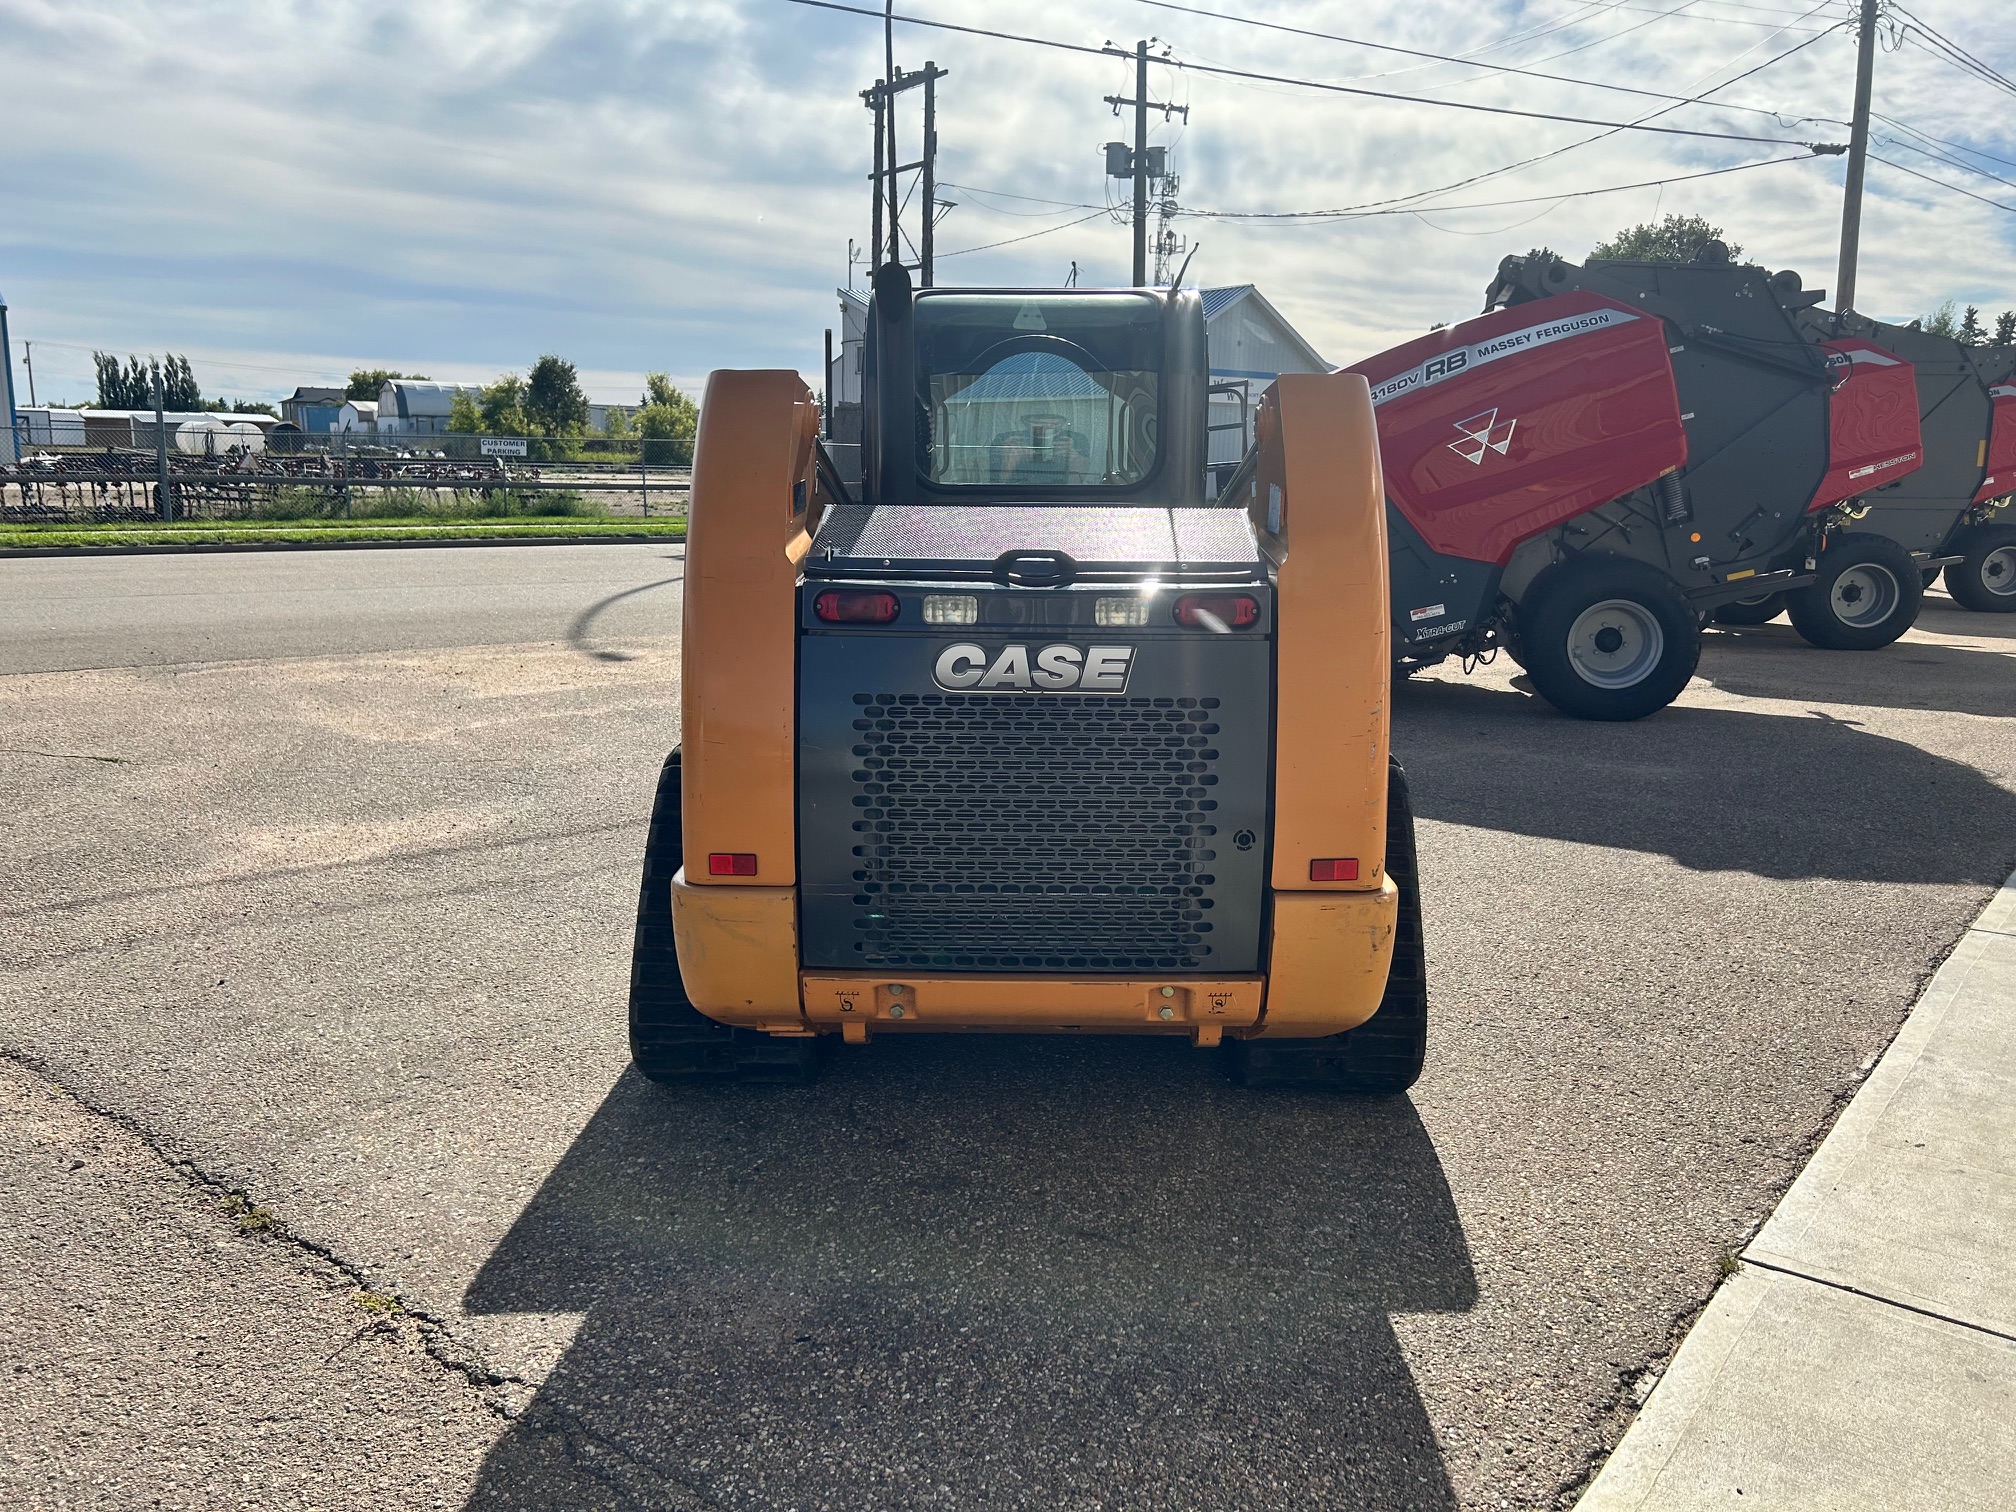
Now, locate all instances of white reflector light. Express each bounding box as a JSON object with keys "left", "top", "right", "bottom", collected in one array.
[
  {"left": 1094, "top": 596, "right": 1153, "bottom": 627},
  {"left": 922, "top": 594, "right": 979, "bottom": 626}
]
